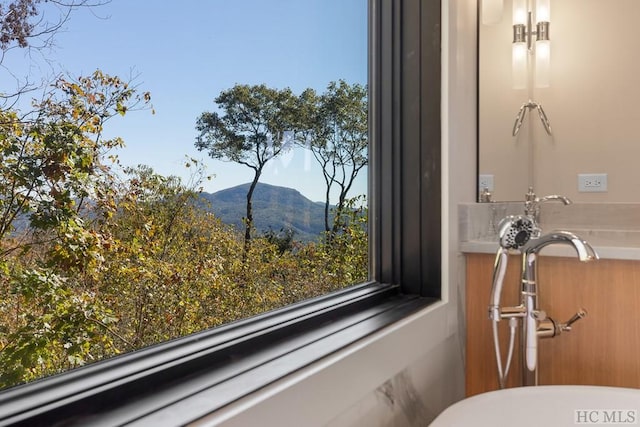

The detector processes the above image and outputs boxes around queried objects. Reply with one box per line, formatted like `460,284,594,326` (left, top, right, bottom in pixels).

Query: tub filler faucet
520,231,598,386
489,213,599,389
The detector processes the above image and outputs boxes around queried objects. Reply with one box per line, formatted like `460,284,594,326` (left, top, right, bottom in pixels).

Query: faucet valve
537,308,587,338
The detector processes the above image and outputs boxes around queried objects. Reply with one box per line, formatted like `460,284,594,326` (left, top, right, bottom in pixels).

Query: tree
0,70,151,387
295,80,368,236
195,84,296,253
0,0,110,103
0,70,150,263
0,0,108,51
95,165,243,347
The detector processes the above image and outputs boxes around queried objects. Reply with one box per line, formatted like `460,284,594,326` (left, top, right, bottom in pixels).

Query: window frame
370,0,441,297
0,0,442,425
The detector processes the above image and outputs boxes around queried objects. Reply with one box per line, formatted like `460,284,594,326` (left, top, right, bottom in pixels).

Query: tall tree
295,80,368,235
195,84,296,252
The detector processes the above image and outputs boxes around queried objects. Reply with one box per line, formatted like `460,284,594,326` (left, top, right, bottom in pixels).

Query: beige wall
480,0,640,202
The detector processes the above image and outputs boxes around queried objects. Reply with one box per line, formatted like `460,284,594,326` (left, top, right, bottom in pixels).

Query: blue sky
4,0,368,203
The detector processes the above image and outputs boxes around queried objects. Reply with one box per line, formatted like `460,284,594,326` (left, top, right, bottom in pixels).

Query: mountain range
200,182,332,241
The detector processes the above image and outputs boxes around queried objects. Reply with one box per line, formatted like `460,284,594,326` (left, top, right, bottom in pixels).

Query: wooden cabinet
465,253,640,396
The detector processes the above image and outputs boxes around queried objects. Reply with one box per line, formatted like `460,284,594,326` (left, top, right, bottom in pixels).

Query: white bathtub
430,385,640,427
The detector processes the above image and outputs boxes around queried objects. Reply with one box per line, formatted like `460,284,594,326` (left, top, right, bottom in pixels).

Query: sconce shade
536,0,550,22
482,0,504,25
535,39,550,87
513,42,528,89
513,0,527,25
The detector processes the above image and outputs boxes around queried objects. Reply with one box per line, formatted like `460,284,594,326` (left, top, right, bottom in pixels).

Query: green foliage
322,196,368,284
0,78,368,391
195,84,296,167
195,84,298,249
0,268,118,386
0,71,150,260
0,70,152,388
263,227,296,254
94,165,245,345
294,80,368,236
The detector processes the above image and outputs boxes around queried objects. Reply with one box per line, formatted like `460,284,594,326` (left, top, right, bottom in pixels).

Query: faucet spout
538,195,572,206
523,230,599,262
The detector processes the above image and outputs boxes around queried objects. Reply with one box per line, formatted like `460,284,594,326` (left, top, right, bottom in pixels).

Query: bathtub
430,385,640,427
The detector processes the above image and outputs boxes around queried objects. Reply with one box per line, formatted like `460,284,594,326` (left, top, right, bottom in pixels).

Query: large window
0,0,368,390
0,0,441,424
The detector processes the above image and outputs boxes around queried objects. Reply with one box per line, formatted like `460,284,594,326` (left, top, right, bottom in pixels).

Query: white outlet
479,174,494,192
578,173,608,192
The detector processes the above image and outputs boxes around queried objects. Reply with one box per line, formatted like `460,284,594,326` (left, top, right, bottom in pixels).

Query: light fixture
512,0,550,88
482,0,504,25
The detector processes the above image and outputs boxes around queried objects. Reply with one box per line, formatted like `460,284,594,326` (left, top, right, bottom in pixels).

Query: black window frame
0,0,442,425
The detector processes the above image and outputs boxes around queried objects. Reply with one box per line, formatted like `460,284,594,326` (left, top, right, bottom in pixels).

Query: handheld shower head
497,215,535,250
490,215,534,388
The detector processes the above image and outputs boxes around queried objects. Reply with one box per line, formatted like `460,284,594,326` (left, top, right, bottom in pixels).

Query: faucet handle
560,308,587,332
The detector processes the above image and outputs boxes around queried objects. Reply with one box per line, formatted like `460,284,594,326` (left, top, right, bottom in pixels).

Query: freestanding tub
430,385,640,427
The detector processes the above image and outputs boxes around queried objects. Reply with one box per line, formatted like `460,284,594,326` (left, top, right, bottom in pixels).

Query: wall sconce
512,0,550,88
482,0,504,25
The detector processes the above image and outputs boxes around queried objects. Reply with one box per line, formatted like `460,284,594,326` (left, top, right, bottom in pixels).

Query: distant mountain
199,183,332,241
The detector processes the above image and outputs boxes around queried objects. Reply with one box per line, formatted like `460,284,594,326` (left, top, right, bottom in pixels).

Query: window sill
0,282,435,426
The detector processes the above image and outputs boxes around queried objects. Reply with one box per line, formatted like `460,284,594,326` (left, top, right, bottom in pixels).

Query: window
0,0,441,424
0,0,368,389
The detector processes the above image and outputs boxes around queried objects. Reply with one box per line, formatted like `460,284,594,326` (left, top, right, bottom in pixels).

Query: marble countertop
459,202,640,261
459,240,640,261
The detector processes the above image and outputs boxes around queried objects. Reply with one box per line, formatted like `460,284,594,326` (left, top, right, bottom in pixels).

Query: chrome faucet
524,187,572,237
520,231,599,386
490,195,599,389
523,230,599,261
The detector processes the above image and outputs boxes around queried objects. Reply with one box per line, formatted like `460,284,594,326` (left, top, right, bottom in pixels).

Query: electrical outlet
578,173,607,192
479,174,494,192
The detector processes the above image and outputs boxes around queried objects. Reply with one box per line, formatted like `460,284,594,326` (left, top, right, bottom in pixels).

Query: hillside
199,183,332,241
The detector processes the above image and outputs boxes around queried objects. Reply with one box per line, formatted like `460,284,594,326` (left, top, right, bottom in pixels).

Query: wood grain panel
466,253,640,396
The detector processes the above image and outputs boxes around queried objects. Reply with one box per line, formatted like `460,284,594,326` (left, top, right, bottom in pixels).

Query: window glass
0,0,367,389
